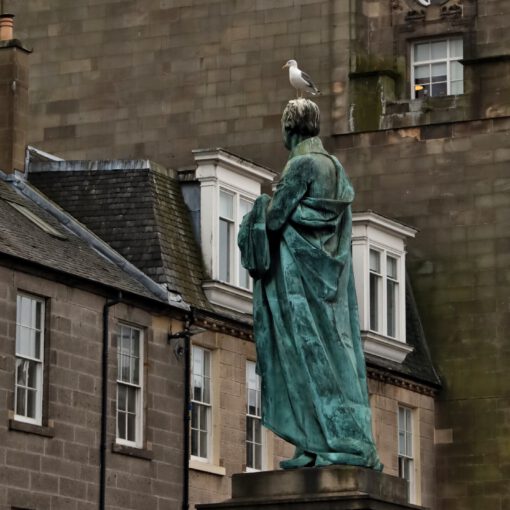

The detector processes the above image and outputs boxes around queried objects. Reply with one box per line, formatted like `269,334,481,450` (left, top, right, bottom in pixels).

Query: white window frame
398,406,415,503
411,37,464,99
14,293,45,425
368,247,401,340
218,187,254,290
352,212,416,363
245,361,265,472
192,148,275,314
191,345,212,462
116,324,144,448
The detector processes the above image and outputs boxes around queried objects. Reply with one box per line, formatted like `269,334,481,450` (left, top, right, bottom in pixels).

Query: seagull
282,59,321,98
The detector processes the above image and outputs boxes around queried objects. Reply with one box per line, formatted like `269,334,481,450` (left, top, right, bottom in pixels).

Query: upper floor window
369,249,399,339
412,38,463,99
352,212,416,363
192,148,275,314
219,189,253,289
246,361,263,471
191,346,212,461
14,293,45,425
116,324,144,447
398,406,415,502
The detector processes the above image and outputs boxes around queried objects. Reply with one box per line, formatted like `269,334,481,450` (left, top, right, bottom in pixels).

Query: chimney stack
0,13,30,173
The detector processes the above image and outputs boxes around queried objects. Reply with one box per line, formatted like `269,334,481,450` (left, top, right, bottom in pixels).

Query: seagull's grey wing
300,70,317,88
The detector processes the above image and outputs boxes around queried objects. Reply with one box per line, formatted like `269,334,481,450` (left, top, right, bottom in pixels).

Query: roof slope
29,160,209,309
366,278,441,388
0,175,164,302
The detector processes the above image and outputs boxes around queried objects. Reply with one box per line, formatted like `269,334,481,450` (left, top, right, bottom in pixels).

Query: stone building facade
6,0,510,508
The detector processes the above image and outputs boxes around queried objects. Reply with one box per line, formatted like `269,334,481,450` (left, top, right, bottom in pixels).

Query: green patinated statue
238,99,382,470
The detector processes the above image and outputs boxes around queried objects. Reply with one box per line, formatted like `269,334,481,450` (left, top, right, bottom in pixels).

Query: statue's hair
282,98,320,138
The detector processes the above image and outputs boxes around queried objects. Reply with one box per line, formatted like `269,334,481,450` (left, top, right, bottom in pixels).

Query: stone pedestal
196,466,425,510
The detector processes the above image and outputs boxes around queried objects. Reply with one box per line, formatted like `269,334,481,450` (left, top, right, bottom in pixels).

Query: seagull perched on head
282,59,321,98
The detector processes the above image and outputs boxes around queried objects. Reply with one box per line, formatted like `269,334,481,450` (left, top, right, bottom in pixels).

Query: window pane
254,420,261,444
27,389,37,419
414,64,429,81
387,280,397,338
431,82,447,97
387,256,398,279
406,432,413,457
16,386,26,416
398,407,405,429
219,219,232,282
219,190,234,219
16,358,28,386
127,387,136,413
200,431,208,458
118,410,126,439
431,40,447,60
239,265,251,290
254,441,262,470
431,63,447,82
191,427,199,456
399,431,406,455
450,38,463,58
27,360,38,389
118,385,126,411
369,274,380,331
450,61,463,82
414,42,429,62
369,250,380,273
127,413,136,442
246,438,253,468
451,80,463,95
247,417,253,442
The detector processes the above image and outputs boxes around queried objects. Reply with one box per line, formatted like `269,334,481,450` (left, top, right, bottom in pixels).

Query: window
412,38,463,98
14,294,45,424
351,212,416,363
191,346,211,460
398,406,414,501
219,188,253,290
116,324,143,447
369,249,400,339
246,361,263,471
193,149,275,314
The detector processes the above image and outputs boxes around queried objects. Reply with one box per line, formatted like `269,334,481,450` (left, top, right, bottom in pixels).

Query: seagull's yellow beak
282,63,289,69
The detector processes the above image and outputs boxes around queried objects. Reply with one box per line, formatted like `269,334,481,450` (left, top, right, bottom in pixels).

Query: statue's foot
280,451,316,469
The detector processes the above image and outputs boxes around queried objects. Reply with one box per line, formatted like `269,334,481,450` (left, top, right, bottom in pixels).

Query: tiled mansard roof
28,160,210,310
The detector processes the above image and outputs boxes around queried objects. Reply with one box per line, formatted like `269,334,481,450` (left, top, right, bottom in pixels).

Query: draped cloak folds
238,137,382,470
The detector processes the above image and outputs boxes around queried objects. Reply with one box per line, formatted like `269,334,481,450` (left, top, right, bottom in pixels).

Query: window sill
189,458,226,476
9,419,54,438
362,331,414,364
202,280,253,314
112,442,153,461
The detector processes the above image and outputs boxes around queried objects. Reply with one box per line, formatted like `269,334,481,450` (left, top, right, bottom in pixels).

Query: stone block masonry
0,268,184,510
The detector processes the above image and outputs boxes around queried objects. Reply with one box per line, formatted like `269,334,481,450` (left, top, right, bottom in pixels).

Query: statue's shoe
279,451,316,469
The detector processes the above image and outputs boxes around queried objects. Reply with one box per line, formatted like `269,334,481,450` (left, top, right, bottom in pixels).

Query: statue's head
281,99,320,150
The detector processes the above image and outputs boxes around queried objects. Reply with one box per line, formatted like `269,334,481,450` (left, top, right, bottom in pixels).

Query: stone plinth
196,466,425,510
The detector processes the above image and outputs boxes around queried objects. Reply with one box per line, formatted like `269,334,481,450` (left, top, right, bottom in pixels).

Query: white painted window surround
15,293,45,425
192,148,275,314
352,212,417,364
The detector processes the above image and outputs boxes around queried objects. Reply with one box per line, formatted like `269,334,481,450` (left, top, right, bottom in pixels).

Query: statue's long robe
238,137,381,469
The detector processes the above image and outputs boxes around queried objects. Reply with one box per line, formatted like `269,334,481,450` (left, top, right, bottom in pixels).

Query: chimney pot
0,13,14,41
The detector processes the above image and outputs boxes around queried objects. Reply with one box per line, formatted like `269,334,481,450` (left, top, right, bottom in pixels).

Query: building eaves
1,171,189,310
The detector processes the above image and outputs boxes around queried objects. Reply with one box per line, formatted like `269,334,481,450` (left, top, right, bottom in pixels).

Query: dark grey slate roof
28,160,210,310
366,278,441,388
0,174,169,303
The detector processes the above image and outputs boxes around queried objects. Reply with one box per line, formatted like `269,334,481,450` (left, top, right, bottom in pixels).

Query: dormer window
192,148,275,314
352,212,417,363
219,189,253,290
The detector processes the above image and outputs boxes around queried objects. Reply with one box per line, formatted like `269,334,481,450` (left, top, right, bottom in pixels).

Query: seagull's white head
282,59,298,70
